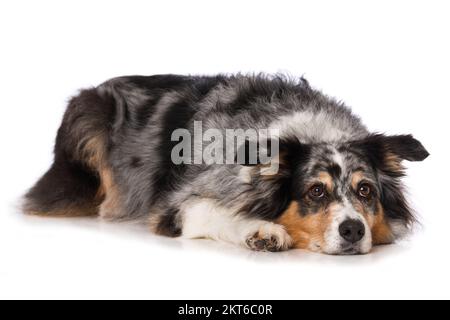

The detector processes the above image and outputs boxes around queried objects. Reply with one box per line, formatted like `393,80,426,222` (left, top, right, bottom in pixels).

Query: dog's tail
23,87,117,217
23,158,102,217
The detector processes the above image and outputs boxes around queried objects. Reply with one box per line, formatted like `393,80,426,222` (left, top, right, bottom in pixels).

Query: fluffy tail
23,159,101,216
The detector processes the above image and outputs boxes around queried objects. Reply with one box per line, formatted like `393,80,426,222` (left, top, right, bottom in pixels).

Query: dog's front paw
245,223,293,252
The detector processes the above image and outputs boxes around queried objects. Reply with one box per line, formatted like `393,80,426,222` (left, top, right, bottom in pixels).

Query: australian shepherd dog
23,74,429,255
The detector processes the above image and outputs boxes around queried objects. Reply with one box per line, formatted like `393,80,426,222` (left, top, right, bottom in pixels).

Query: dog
23,74,429,255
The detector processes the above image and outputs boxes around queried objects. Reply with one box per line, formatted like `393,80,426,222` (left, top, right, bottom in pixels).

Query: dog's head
246,134,429,255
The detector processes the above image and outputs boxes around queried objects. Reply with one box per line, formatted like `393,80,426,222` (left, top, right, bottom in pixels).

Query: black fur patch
151,100,195,201
151,77,225,202
156,208,182,237
129,96,161,130
130,156,143,168
222,75,301,116
241,138,311,220
327,164,342,180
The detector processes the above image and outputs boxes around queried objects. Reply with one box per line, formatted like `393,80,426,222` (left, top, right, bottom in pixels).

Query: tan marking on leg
24,205,99,218
148,212,162,233
79,134,124,219
98,168,123,219
79,134,107,170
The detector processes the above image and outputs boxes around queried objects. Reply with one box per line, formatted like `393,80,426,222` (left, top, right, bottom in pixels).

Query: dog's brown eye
309,184,325,198
358,183,372,198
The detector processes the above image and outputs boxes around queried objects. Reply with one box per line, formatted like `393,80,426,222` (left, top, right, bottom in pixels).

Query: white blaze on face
323,198,373,254
331,147,347,174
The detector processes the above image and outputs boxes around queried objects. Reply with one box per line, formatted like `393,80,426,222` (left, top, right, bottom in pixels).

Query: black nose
339,219,365,243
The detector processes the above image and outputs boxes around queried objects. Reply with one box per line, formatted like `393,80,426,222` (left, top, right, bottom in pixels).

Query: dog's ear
351,134,428,226
352,134,429,173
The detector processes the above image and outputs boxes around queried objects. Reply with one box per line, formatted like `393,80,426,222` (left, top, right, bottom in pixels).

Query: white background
0,0,449,300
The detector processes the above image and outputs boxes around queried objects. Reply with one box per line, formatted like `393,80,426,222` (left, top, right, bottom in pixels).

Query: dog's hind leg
23,88,118,217
175,198,293,252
